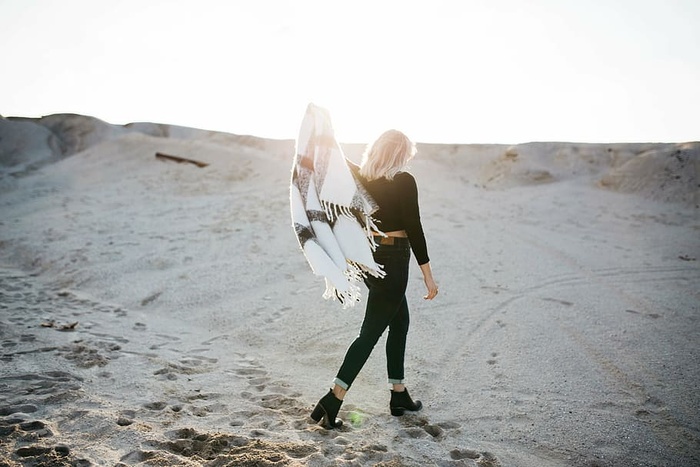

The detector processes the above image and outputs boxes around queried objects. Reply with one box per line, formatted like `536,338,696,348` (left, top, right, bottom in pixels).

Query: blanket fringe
352,261,385,279
320,199,385,252
322,259,385,309
323,279,361,309
364,216,384,250
321,200,355,223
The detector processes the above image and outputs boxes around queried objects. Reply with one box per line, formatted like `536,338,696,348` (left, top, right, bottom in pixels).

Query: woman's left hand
420,262,438,300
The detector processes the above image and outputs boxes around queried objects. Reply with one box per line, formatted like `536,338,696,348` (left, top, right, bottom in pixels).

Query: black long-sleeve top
352,166,430,265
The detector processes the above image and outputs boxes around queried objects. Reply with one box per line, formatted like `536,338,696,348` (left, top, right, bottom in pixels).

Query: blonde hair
359,129,416,181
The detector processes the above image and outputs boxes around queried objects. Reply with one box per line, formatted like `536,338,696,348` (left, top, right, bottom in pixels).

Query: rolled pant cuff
333,378,349,390
388,378,404,385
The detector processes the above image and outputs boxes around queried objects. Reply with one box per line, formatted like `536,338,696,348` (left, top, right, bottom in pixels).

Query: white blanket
290,103,385,308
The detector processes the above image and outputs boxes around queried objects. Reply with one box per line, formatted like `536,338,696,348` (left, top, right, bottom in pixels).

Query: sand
0,114,698,466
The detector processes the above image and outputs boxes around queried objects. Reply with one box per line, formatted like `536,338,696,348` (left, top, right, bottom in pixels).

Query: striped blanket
289,103,384,308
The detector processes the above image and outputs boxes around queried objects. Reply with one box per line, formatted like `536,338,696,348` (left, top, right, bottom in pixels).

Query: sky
1,0,699,144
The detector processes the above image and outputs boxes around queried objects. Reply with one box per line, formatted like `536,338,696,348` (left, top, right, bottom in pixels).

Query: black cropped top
353,167,430,266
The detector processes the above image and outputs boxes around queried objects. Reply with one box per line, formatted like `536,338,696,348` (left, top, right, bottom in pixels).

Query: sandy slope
0,114,698,466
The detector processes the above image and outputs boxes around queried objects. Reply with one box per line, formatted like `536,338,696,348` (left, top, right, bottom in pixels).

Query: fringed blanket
290,103,385,308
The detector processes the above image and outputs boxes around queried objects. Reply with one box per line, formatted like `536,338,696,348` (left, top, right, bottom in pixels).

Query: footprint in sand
55,288,129,319
200,335,230,346
0,369,90,464
396,414,500,464
486,352,499,366
229,354,271,389
225,354,315,431
143,401,168,411
152,355,216,380
147,333,182,350
541,297,574,307
634,395,666,420
1,371,84,416
450,448,501,466
57,340,121,369
140,291,163,306
625,309,662,319
259,394,308,417
0,404,39,416
397,415,464,442
265,310,283,324
125,427,319,465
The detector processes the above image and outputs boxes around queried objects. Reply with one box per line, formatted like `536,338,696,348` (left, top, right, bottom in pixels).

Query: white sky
1,0,699,144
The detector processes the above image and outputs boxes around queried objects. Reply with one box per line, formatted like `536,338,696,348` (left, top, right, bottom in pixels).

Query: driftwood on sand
155,152,209,168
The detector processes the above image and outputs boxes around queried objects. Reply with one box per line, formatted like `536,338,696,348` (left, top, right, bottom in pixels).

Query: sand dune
0,114,698,466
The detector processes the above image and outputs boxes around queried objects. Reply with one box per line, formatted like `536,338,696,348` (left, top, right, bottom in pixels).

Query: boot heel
389,388,422,416
310,390,344,428
310,403,324,422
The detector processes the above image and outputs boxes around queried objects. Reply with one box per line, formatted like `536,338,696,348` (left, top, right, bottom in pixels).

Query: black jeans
334,238,411,390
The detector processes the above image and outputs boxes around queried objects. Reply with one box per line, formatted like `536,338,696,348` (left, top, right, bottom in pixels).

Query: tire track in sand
512,229,700,463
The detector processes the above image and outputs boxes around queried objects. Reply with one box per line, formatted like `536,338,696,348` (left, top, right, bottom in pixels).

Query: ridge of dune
411,140,699,205
2,113,699,205
0,113,294,177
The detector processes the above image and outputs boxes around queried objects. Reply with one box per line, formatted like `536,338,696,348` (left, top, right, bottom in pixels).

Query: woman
311,129,439,429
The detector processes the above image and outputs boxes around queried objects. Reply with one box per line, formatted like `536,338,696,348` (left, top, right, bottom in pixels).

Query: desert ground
0,114,698,466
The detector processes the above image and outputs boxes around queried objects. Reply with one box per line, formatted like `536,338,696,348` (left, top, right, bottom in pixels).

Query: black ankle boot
390,388,422,416
310,390,344,428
